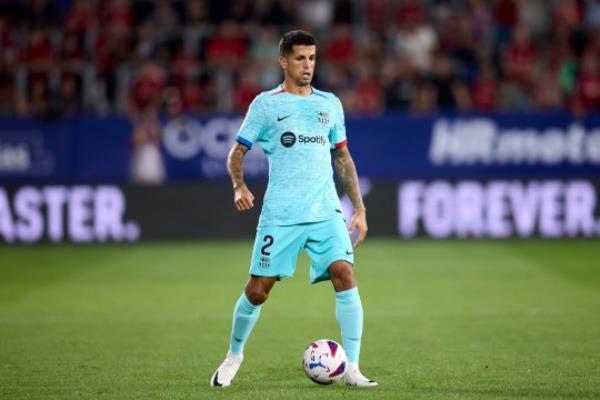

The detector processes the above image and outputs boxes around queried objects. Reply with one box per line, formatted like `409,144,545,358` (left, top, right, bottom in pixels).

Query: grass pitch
1,239,599,399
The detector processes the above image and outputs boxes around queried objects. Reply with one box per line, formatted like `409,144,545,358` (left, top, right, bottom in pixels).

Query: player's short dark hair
279,30,317,56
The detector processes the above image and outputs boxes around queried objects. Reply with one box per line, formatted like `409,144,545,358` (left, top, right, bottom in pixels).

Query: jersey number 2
261,235,274,256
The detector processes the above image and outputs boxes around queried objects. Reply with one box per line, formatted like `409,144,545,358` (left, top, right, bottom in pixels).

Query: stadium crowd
1,0,600,118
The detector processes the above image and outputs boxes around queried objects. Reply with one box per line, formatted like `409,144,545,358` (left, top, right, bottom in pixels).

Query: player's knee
330,262,356,290
338,268,355,288
246,288,269,305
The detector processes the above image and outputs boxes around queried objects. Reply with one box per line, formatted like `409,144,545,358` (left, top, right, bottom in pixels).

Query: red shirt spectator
324,25,355,65
396,0,425,26
471,64,498,111
365,0,388,31
501,25,537,86
93,24,131,75
493,0,517,28
21,29,54,67
99,0,133,27
353,65,384,113
576,52,600,111
205,22,248,66
65,0,97,34
0,17,17,69
20,28,55,86
233,70,261,112
130,63,166,115
554,0,582,30
61,32,85,76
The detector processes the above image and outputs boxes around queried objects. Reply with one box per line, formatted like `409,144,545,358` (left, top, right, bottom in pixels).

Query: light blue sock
335,287,363,363
229,293,262,355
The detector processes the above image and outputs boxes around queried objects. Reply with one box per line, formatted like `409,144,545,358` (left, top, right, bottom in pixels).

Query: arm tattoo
334,147,365,210
227,143,248,189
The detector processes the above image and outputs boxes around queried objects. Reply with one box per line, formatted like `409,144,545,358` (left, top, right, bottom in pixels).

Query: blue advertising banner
1,112,600,183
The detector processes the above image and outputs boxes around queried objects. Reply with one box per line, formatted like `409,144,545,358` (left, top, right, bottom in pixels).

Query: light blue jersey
236,85,348,227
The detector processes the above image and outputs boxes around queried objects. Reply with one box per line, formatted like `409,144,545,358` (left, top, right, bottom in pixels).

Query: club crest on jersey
259,256,270,269
317,111,330,124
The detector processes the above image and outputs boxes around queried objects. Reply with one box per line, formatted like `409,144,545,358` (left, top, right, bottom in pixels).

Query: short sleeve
236,95,265,149
329,96,347,150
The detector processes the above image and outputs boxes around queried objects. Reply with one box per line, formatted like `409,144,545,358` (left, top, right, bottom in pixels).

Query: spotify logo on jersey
280,131,296,148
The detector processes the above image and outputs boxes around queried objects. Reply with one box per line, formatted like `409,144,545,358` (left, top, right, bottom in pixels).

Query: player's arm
333,146,367,248
227,142,255,211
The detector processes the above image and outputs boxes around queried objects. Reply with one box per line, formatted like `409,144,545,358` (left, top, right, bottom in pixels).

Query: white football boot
344,363,378,387
209,352,243,387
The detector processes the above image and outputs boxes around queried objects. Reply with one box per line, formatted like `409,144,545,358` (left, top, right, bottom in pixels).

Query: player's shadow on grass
414,386,599,399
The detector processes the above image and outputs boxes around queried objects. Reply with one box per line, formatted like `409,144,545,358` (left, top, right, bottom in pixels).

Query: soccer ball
302,339,347,384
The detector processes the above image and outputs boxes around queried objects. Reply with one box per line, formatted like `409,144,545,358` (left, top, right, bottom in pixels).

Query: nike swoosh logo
346,250,353,255
277,114,291,121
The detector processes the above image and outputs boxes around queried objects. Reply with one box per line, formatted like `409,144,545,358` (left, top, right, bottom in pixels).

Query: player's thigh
304,217,354,284
249,225,305,280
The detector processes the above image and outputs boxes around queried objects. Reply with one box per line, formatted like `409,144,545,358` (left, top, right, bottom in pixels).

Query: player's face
280,45,316,87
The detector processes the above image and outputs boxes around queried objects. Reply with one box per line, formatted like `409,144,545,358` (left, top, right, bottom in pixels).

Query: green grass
1,239,599,399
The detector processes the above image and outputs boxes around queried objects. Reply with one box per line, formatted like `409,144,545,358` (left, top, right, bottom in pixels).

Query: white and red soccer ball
302,339,347,384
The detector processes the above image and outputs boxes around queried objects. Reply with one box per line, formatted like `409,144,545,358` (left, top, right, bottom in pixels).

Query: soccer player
210,30,377,388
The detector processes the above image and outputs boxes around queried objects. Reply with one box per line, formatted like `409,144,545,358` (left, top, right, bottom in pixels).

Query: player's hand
349,208,368,249
234,184,255,211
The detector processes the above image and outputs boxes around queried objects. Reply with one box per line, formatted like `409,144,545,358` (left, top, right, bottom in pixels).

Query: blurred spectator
184,0,209,25
574,50,600,112
130,115,165,185
393,1,437,73
64,0,97,35
99,0,133,28
129,62,166,117
0,14,17,114
468,0,492,44
23,0,59,28
333,0,354,25
324,25,355,68
586,0,600,29
298,0,333,31
553,0,583,31
132,22,157,61
534,65,564,110
93,23,131,110
150,0,179,32
365,0,389,33
251,27,280,87
429,54,471,110
233,69,262,112
501,24,537,87
205,21,248,68
519,0,550,40
59,74,82,117
353,62,384,113
471,61,499,112
131,0,156,25
254,0,294,26
60,31,84,78
493,0,518,46
381,56,417,109
19,25,55,115
411,82,438,114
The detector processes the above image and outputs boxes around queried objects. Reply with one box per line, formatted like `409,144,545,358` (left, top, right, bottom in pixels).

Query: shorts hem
249,272,290,281
310,255,354,284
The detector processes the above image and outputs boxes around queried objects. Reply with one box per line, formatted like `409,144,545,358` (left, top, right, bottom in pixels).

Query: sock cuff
335,287,360,301
240,292,262,311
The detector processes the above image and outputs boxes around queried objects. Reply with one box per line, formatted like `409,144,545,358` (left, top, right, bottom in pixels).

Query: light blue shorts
249,216,354,284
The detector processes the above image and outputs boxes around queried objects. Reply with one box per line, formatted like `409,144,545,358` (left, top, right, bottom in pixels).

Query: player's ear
279,55,287,71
